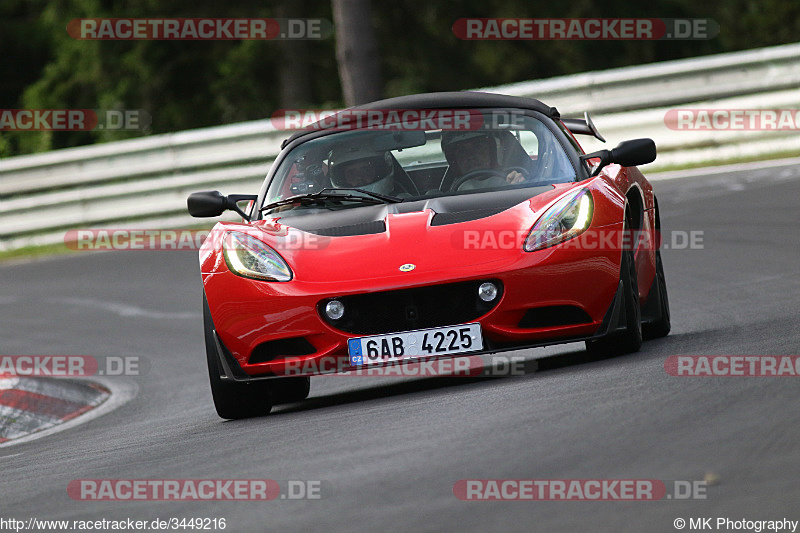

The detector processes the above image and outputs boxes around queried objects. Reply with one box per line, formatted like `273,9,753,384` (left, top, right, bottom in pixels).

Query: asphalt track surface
2,161,800,532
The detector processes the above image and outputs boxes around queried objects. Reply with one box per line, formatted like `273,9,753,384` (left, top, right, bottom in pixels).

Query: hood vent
301,220,386,237
430,206,510,226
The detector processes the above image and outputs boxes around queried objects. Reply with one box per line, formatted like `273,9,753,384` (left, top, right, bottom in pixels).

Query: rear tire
642,250,671,339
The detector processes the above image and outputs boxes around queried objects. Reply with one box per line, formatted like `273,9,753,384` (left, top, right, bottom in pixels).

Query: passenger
329,146,397,196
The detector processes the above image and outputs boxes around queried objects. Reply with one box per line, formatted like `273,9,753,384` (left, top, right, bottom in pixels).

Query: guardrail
2,42,800,252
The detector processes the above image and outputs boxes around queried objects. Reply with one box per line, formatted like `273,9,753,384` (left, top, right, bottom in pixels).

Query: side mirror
609,138,657,167
188,191,226,217
581,138,656,177
187,191,257,219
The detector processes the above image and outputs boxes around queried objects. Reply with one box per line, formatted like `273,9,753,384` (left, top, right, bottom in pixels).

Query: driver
441,131,528,190
329,146,396,196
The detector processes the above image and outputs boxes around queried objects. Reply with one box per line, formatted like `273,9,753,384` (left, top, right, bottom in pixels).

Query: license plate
348,323,483,366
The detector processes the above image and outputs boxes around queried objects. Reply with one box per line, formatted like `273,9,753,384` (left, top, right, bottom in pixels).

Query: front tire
203,295,312,418
586,248,642,357
270,376,311,405
204,294,273,419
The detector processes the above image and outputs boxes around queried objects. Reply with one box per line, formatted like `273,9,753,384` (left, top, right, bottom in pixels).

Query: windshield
262,111,576,215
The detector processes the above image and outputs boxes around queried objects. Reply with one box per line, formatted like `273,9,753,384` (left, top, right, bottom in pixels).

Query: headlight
223,231,293,281
524,188,593,252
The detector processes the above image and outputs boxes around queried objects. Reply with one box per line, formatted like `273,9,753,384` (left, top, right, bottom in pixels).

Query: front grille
319,280,503,335
518,305,592,329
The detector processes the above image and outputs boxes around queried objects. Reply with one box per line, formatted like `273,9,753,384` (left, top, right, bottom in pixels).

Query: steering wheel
450,166,530,191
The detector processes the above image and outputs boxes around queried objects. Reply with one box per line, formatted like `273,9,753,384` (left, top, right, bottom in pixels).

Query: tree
276,0,314,108
331,0,382,106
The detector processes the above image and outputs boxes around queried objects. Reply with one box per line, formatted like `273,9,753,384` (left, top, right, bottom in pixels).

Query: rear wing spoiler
561,112,606,143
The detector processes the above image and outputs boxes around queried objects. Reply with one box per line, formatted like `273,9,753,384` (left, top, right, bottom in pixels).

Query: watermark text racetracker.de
68,18,333,40
280,354,532,378
0,109,150,131
0,355,148,377
64,228,330,251
665,109,800,131
453,479,709,500
453,18,719,40
270,108,526,131
665,356,800,377
68,479,328,501
450,229,704,251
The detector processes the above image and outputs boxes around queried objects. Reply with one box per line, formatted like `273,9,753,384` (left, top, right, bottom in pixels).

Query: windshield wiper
323,188,402,204
260,188,401,213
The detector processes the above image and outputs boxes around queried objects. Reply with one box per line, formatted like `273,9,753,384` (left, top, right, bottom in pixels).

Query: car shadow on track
269,342,660,416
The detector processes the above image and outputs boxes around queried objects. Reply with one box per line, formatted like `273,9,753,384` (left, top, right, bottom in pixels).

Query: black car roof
282,91,560,147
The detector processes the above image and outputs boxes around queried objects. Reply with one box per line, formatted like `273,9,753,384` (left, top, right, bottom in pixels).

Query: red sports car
188,92,670,419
